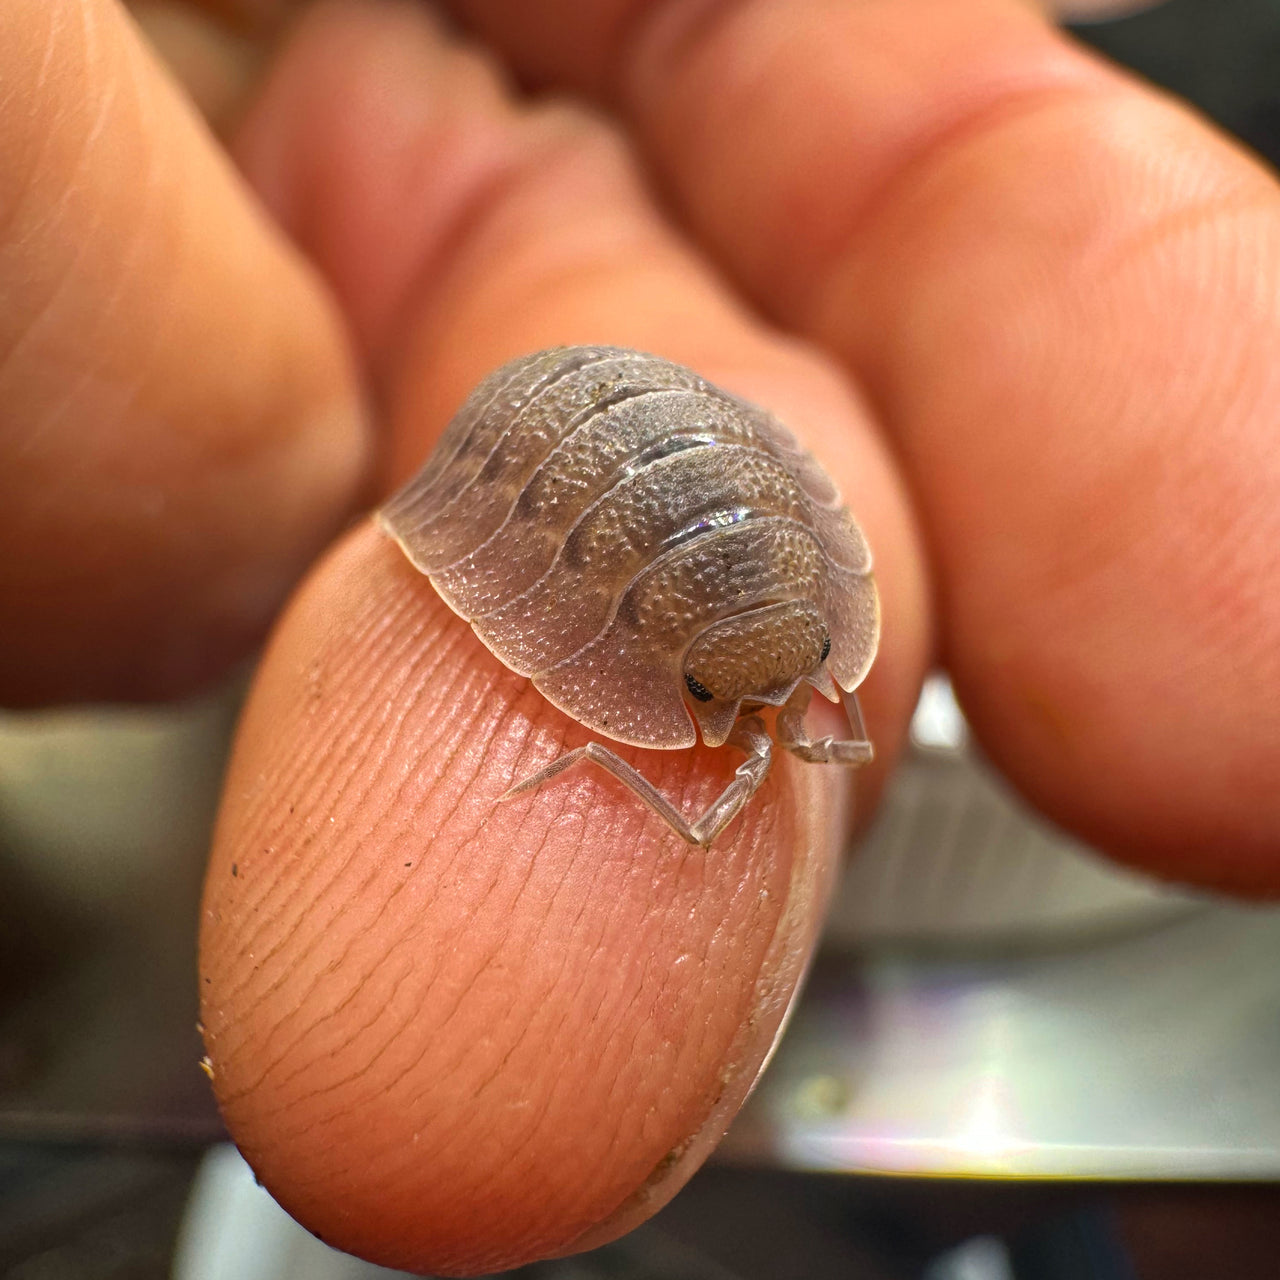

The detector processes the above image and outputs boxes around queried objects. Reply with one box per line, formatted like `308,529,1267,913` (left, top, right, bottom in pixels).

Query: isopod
380,347,880,845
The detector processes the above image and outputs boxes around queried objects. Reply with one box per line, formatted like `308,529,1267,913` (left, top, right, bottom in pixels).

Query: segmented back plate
380,347,879,749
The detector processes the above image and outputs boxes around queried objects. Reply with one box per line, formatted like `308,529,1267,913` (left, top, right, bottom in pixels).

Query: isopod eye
685,674,715,703
820,634,832,663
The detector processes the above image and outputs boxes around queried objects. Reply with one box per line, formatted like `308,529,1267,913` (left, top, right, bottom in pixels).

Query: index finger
201,2,927,1273
444,0,1280,891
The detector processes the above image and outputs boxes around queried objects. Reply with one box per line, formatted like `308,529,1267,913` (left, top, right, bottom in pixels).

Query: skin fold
4,0,1278,1272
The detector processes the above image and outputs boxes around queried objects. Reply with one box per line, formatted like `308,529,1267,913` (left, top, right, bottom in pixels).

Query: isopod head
681,600,835,746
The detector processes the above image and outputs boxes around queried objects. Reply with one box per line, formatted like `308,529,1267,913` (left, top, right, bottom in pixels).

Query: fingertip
201,520,843,1272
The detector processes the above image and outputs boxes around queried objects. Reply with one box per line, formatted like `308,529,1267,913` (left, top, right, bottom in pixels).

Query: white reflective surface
726,903,1280,1178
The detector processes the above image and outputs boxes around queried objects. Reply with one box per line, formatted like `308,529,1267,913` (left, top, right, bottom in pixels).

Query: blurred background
3,0,1280,1276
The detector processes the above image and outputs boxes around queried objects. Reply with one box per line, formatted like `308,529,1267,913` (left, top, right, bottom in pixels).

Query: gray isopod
380,346,880,845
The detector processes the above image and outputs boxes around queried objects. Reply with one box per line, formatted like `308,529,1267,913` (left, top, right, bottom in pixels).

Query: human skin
3,0,1279,1273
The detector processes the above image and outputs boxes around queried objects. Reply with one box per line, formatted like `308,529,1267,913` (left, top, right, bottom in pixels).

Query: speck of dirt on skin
643,1144,685,1188
231,863,238,877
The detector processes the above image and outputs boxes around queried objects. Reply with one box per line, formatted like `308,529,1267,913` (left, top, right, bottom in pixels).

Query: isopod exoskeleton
379,346,880,845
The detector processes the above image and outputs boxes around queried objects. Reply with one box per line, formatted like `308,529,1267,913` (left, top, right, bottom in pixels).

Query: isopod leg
690,717,774,846
501,743,696,839
500,717,774,847
777,684,874,766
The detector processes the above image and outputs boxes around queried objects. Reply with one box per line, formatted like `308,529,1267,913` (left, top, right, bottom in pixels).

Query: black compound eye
685,674,714,703
820,634,832,663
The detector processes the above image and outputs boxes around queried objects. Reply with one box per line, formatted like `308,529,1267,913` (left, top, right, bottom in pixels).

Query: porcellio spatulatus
380,347,880,846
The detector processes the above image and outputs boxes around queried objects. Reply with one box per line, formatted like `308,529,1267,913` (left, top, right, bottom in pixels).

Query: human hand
5,0,1278,1273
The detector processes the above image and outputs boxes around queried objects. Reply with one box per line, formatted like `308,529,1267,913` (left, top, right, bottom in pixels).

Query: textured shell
380,347,879,749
